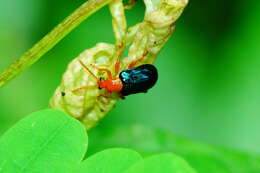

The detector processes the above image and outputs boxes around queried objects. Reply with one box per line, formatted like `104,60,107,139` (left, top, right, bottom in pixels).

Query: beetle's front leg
128,50,148,69
90,64,113,79
114,23,143,75
126,23,143,46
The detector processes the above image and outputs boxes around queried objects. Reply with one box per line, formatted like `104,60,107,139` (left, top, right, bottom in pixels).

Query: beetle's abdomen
119,64,158,96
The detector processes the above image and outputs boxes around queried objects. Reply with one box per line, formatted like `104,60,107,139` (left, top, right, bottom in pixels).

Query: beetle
72,51,158,98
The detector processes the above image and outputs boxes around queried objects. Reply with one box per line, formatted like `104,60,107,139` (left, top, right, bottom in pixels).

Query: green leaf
77,148,142,173
124,153,196,173
88,125,260,173
0,109,88,173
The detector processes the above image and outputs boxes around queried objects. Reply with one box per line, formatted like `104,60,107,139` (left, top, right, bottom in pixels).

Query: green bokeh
1,0,260,155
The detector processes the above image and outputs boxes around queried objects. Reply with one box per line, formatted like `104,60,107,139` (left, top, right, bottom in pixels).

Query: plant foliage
0,109,197,173
88,125,260,173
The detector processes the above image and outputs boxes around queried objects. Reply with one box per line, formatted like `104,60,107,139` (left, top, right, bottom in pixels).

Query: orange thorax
99,78,123,92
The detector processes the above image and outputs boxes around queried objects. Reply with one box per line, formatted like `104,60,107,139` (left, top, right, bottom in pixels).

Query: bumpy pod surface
49,43,119,130
123,0,188,68
50,0,188,130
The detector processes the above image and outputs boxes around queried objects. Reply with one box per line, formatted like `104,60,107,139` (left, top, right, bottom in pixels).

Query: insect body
50,0,187,130
73,58,158,98
119,64,158,96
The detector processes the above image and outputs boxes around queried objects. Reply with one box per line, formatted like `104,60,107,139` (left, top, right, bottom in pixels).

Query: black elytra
119,64,158,96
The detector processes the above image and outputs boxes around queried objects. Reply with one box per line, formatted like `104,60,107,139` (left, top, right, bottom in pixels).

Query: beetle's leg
126,23,143,46
118,93,125,99
98,92,113,104
124,0,137,9
97,92,112,104
109,0,127,75
128,50,148,69
114,60,121,75
114,44,124,75
151,27,174,47
78,60,99,81
72,85,97,93
98,92,111,98
90,64,113,79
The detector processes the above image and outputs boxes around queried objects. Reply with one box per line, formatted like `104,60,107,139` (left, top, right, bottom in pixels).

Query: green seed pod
50,0,127,130
110,0,127,48
50,0,188,130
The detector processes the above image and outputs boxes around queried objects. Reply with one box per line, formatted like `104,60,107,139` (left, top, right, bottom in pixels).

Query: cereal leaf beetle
72,50,158,98
49,0,188,130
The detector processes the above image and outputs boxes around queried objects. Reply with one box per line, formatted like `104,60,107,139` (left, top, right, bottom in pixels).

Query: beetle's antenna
72,85,97,93
90,64,113,79
78,59,99,81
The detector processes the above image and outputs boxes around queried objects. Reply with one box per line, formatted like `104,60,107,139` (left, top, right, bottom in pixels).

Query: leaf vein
20,118,70,172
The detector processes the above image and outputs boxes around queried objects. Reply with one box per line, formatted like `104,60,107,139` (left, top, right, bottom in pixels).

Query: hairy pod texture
49,0,188,130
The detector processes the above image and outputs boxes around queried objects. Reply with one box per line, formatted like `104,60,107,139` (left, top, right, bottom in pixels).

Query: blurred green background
0,0,260,155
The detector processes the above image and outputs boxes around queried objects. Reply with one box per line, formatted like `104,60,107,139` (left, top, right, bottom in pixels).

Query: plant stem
0,0,112,88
